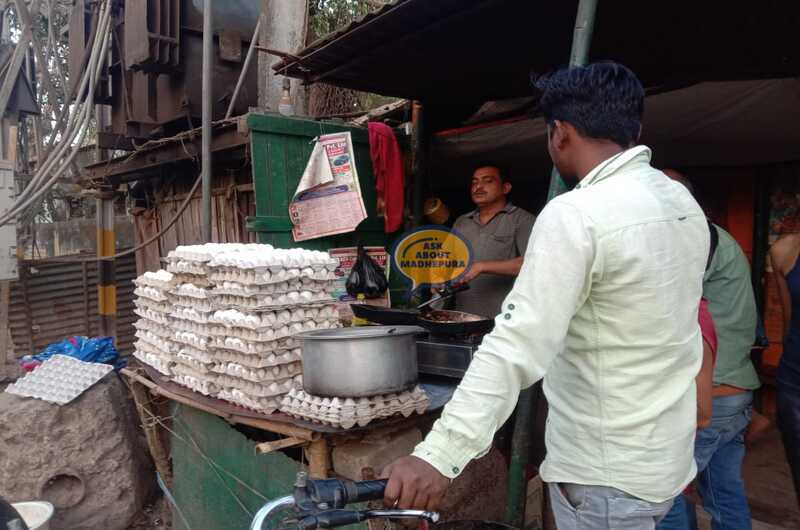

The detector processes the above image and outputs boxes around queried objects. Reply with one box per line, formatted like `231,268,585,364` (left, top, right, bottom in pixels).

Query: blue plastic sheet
28,336,126,370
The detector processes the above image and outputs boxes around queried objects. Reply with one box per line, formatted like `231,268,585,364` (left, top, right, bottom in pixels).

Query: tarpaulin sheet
429,79,800,189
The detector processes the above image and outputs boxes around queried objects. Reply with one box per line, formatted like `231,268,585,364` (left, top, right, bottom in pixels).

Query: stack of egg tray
280,387,429,429
133,243,341,414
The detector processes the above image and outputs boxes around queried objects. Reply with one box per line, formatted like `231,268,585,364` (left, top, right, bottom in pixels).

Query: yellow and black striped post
96,189,116,339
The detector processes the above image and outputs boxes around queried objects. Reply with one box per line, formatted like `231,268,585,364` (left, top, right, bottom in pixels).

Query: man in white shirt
381,62,709,530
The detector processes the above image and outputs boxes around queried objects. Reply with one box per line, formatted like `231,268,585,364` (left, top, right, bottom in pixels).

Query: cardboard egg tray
134,307,170,325
135,296,172,312
166,260,209,276
172,330,212,350
135,329,179,354
211,347,302,368
5,354,113,405
134,350,173,376
209,292,336,312
211,336,299,355
208,267,336,286
204,318,341,342
216,373,301,398
134,319,173,338
280,387,429,430
208,307,338,330
168,319,218,336
207,258,337,274
169,296,214,311
170,306,213,324
133,286,169,303
175,351,213,374
172,373,217,396
171,273,212,288
216,388,283,414
211,278,335,297
169,283,209,299
176,345,215,364
134,339,174,359
134,270,176,290
210,360,302,383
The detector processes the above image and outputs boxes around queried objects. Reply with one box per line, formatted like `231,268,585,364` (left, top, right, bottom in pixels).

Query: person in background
661,169,760,530
768,233,800,507
382,62,709,530
698,299,719,426
449,165,535,317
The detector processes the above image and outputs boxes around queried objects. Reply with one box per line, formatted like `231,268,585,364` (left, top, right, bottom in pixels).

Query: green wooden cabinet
246,113,410,304
247,113,388,249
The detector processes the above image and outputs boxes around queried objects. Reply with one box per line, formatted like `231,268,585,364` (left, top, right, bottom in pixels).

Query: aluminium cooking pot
296,326,425,397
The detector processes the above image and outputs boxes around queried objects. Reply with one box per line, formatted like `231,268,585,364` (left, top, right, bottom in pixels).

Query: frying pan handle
449,282,470,294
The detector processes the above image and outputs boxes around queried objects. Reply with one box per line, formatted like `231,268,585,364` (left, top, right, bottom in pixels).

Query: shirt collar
468,201,516,219
575,145,652,189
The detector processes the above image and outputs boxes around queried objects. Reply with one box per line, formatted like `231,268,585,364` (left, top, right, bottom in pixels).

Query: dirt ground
126,495,171,530
739,429,800,529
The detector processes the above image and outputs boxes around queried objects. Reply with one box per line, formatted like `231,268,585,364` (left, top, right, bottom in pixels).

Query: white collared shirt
413,146,708,502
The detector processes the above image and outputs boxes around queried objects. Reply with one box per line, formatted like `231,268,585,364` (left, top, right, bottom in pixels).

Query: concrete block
332,427,422,480
525,475,543,530
438,447,508,522
0,375,153,529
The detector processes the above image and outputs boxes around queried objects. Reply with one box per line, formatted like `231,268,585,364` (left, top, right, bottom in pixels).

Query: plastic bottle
351,294,369,326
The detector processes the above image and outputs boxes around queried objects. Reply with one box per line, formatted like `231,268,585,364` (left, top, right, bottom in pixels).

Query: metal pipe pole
201,0,214,242
96,189,116,339
411,101,426,227
505,0,600,527
226,18,261,120
546,0,599,201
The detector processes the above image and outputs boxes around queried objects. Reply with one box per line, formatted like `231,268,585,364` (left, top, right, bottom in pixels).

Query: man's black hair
533,62,644,148
473,164,511,183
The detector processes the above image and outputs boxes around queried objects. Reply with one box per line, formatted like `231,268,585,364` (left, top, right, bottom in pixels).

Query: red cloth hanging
368,122,405,233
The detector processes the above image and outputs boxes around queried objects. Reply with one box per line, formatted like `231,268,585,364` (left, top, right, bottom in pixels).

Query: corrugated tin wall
8,252,137,357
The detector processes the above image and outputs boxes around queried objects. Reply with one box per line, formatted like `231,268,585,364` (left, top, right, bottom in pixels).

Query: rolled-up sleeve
412,200,596,477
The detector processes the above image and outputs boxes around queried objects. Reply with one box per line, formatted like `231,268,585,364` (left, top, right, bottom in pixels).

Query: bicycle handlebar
250,474,440,530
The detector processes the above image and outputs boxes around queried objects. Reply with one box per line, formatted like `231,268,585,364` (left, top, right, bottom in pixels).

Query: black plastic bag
346,246,389,298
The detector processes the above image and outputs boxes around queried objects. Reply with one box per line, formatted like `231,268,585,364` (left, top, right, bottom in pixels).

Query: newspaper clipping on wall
289,132,368,242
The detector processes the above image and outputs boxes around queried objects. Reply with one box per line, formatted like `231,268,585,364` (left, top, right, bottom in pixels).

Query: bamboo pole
505,1,600,527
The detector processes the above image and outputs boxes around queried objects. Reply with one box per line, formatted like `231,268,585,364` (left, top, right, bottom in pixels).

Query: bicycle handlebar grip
349,480,388,503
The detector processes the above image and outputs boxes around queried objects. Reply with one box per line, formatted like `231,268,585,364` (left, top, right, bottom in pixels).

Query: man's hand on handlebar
380,456,450,511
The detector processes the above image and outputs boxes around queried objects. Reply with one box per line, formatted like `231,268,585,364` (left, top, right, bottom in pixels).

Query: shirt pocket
488,230,516,259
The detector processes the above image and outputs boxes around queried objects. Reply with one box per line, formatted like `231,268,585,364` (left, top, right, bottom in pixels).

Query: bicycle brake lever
294,509,441,529
363,509,440,523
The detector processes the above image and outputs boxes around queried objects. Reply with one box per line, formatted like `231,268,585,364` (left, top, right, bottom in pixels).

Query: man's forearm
479,256,524,276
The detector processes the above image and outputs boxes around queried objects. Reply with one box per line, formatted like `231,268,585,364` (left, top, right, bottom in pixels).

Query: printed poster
289,132,367,242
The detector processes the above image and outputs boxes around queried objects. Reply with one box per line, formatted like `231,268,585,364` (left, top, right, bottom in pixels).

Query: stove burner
416,332,485,379
428,332,485,345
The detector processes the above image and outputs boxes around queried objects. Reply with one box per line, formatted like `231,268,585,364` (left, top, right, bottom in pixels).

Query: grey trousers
549,483,675,530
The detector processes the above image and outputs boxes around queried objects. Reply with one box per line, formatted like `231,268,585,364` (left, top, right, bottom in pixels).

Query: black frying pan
350,303,419,325
417,309,495,336
350,284,470,326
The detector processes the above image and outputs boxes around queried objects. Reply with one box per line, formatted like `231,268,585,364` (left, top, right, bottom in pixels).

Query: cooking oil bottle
351,294,369,326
